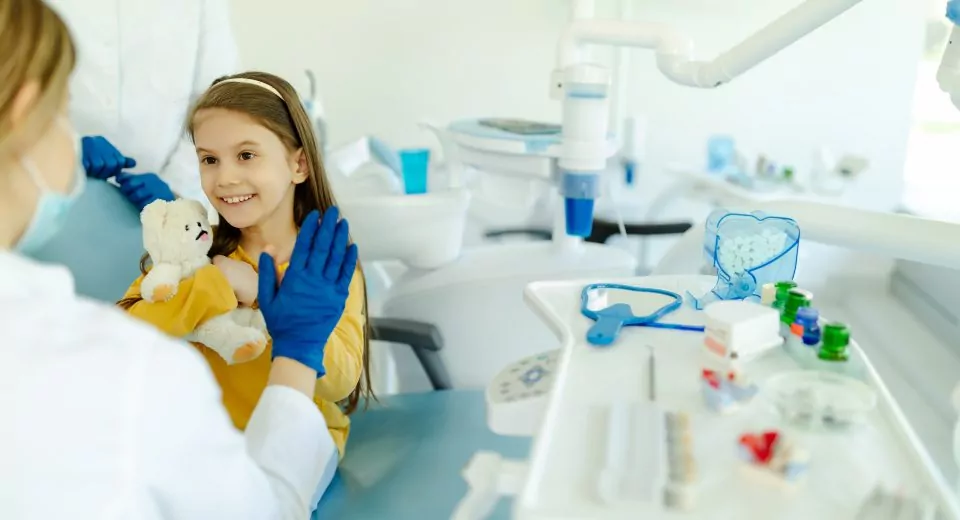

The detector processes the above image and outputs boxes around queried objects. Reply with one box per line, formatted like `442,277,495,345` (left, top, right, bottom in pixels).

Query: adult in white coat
0,2,353,518
44,0,240,214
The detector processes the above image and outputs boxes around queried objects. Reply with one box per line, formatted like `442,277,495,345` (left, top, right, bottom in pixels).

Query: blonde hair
0,0,76,158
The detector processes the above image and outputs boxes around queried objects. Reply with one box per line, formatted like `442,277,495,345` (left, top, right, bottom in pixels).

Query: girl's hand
212,255,258,306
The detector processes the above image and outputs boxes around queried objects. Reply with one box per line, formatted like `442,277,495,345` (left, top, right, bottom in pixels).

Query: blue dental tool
581,283,706,347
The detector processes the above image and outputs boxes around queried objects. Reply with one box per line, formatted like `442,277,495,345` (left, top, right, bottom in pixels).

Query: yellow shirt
122,247,365,458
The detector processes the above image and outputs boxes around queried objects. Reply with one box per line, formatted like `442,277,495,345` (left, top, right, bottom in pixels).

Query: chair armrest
369,317,452,390
482,221,693,245
586,219,693,244
483,228,552,241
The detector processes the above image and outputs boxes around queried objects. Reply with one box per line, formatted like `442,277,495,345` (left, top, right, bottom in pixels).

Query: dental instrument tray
471,275,960,520
477,118,562,136
690,209,800,309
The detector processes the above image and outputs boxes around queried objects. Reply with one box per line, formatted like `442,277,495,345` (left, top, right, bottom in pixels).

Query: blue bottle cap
564,198,595,237
794,306,819,325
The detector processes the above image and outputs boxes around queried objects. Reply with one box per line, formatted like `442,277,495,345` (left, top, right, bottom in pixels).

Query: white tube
558,0,866,88
609,0,634,131
558,20,672,69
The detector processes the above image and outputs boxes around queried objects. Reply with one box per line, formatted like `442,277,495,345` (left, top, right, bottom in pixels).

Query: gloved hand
950,0,960,24
81,136,136,179
258,207,358,376
116,172,176,212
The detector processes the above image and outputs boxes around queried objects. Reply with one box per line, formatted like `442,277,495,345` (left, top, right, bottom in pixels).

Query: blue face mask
14,120,86,254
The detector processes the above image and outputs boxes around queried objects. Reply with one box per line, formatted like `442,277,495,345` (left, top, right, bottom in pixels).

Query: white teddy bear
140,199,267,365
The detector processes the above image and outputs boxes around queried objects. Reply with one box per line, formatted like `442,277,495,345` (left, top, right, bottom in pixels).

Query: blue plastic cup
707,135,736,174
399,148,430,195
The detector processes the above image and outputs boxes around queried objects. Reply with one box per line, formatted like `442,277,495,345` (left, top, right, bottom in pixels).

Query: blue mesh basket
690,209,800,309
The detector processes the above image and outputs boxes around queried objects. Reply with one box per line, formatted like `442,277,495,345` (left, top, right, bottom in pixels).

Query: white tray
510,274,959,520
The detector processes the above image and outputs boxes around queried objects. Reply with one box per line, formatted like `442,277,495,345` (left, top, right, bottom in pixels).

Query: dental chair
29,179,525,520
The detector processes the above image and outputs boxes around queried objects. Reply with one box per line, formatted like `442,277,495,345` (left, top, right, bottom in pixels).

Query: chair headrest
28,179,144,303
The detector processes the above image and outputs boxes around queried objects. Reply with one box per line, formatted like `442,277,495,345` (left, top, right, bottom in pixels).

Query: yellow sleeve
314,269,366,402
123,265,239,338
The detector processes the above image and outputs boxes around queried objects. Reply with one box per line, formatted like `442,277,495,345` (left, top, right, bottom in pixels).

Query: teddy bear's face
141,199,214,264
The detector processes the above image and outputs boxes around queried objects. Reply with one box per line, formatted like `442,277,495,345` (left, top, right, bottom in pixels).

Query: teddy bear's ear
140,200,168,228
186,199,209,223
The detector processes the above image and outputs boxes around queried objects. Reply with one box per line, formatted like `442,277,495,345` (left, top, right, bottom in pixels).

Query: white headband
217,78,283,98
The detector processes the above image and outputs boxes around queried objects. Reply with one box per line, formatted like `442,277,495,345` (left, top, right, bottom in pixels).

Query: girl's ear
292,147,309,184
10,81,41,129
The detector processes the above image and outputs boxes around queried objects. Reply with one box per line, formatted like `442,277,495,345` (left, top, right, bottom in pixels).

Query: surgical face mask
14,119,85,254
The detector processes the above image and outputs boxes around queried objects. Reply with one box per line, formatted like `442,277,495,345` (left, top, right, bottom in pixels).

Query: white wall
229,0,960,476
231,0,925,213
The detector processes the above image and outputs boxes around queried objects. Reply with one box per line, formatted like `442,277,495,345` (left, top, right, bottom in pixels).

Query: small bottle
780,289,812,336
760,283,777,306
794,307,821,347
772,281,798,311
785,321,806,358
818,323,850,362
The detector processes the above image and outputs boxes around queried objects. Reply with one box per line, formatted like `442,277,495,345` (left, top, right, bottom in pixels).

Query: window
901,1,960,220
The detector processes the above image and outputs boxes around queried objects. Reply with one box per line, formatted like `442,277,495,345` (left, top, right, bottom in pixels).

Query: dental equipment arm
560,0,960,94
554,0,960,239
558,0,865,88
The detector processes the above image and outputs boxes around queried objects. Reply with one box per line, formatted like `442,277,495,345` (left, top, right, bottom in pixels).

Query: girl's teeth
223,195,253,204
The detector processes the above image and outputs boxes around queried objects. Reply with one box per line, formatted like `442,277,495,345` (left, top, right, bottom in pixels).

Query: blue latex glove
81,136,136,179
115,172,176,212
950,0,960,24
258,207,359,376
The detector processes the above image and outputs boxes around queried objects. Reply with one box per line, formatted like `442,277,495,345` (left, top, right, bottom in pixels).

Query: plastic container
399,148,430,194
783,323,813,365
692,209,800,310
765,370,877,431
707,135,736,174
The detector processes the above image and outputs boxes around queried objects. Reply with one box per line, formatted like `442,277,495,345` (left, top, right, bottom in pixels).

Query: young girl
118,72,372,462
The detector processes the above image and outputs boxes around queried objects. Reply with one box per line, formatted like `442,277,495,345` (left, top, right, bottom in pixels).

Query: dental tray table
456,275,960,520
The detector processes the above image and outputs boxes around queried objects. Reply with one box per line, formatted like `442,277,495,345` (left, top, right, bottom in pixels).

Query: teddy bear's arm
124,265,240,338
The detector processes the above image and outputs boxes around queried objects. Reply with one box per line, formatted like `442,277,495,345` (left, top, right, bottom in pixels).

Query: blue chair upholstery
314,390,529,520
28,179,144,303
27,179,513,520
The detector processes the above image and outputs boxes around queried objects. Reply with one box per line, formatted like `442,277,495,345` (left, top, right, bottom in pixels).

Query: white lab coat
0,252,337,519
44,0,241,213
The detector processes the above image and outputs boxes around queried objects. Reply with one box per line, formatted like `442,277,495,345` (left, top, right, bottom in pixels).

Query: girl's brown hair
119,71,374,414
0,0,76,158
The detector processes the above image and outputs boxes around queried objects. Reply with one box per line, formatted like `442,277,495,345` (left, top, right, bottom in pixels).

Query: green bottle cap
775,280,798,293
773,281,798,309
781,288,811,324
821,322,850,349
819,322,850,362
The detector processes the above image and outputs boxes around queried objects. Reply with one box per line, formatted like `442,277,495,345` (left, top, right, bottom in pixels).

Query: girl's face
192,108,307,230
